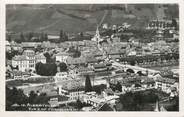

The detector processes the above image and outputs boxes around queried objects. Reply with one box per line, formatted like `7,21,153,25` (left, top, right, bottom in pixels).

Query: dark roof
156,77,176,84
93,63,106,68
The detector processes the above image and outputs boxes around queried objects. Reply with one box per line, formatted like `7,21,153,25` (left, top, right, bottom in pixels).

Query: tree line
6,87,49,111
35,62,67,76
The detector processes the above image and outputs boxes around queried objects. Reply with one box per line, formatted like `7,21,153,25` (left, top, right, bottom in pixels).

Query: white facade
35,53,46,64
69,91,85,101
55,52,69,63
12,50,46,72
155,80,175,93
12,56,34,72
54,72,69,83
57,86,85,101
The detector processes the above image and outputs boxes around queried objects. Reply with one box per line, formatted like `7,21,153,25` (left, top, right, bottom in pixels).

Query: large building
56,79,85,101
12,49,46,72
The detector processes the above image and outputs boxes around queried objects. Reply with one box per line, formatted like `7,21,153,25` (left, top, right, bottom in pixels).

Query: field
6,77,54,87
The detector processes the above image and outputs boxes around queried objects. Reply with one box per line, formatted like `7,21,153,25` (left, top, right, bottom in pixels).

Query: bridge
111,60,160,75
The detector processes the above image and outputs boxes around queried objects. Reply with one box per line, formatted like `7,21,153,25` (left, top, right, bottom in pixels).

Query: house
6,41,11,52
155,77,177,93
10,71,31,79
12,55,30,72
21,42,41,49
66,87,85,101
57,81,85,101
11,43,22,52
76,66,94,76
66,56,86,65
48,95,69,107
82,91,119,108
12,49,36,72
35,53,46,64
54,72,70,83
86,56,99,64
93,63,108,72
48,35,60,41
147,20,175,30
55,52,70,63
140,77,155,89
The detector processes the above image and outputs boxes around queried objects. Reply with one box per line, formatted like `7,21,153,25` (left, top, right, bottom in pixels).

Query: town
6,4,179,111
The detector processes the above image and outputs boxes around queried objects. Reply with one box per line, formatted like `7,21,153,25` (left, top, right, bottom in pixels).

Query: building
155,77,177,93
35,53,46,63
48,35,60,42
66,56,86,65
12,55,32,72
92,62,112,72
54,72,70,83
57,82,85,101
21,42,41,49
55,52,70,63
10,71,31,79
12,49,46,72
6,41,11,52
82,91,119,108
147,20,175,30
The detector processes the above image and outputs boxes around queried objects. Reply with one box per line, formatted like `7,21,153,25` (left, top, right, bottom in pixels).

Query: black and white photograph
4,3,180,112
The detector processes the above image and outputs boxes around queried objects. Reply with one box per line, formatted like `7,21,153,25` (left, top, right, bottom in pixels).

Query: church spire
95,26,100,40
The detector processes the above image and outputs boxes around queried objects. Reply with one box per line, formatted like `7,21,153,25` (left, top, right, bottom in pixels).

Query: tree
59,29,64,42
6,87,28,111
44,33,48,41
126,69,134,73
59,62,68,72
35,62,42,74
33,93,49,104
63,32,68,41
172,19,177,30
93,84,107,94
137,71,144,76
76,99,83,110
28,91,38,104
44,52,51,63
27,32,34,41
6,33,11,42
85,75,93,92
20,32,25,42
39,32,45,42
35,62,57,76
130,60,136,66
116,81,122,92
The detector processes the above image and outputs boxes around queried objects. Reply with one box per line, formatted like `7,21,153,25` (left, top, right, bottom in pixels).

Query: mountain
6,4,179,34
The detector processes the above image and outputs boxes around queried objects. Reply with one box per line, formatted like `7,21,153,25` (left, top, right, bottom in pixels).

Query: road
111,60,159,74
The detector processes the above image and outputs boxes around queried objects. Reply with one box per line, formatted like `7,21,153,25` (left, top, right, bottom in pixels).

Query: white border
0,0,184,117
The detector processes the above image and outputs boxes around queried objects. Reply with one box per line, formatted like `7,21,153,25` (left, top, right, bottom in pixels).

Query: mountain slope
6,4,179,34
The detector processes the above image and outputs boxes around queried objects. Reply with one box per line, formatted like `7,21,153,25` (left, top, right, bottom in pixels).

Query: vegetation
166,96,179,111
59,29,68,42
6,87,49,111
118,90,159,111
110,82,122,92
43,52,54,63
93,84,107,94
85,75,93,92
6,50,22,60
58,62,68,72
67,46,81,58
35,62,57,76
6,77,54,87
